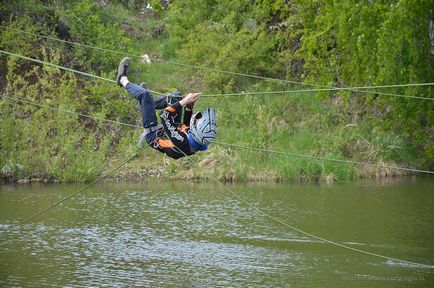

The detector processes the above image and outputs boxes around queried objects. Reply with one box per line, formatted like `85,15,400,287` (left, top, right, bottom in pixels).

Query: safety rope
202,88,433,101
18,146,146,224
1,48,432,103
2,95,433,175
1,96,138,128
0,49,165,96
215,142,434,175
1,26,433,100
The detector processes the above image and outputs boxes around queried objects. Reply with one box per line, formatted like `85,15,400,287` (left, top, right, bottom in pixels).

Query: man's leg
123,81,158,128
116,57,158,128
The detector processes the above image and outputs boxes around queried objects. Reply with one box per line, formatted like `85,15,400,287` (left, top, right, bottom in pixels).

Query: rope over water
1,47,433,269
172,148,434,270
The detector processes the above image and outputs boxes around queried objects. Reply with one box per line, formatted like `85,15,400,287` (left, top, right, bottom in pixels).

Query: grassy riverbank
1,1,432,184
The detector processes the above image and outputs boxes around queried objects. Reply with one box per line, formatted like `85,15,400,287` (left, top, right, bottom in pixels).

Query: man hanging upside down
116,57,217,159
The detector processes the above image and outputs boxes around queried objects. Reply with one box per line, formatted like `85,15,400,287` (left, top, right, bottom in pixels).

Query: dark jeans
125,82,169,128
126,82,182,145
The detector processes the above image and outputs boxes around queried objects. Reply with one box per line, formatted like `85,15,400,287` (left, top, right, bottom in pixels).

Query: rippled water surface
1,178,433,287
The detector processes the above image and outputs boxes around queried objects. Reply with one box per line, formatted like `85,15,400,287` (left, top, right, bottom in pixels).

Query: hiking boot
116,57,131,86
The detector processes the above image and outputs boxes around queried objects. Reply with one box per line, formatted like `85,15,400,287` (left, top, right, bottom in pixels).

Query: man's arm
183,104,193,126
181,93,200,125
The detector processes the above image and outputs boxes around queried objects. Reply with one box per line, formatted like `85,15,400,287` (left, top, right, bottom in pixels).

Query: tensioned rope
1,26,433,100
0,25,335,87
3,95,433,175
0,49,164,96
1,61,432,269
18,145,146,225
1,49,433,174
1,48,432,104
1,96,138,128
202,87,433,100
214,142,434,175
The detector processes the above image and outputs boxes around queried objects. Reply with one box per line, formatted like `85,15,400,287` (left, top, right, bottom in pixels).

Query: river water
0,178,433,287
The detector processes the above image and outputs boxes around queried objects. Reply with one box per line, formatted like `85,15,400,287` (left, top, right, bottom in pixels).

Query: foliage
286,0,434,167
167,0,283,92
167,0,433,171
1,54,112,182
0,3,136,182
0,0,432,183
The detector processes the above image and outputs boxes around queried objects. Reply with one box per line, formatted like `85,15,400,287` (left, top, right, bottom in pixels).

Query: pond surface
1,178,433,287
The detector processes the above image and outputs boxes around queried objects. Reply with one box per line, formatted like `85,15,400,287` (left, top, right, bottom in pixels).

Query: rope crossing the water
215,142,434,175
171,148,434,270
1,47,433,269
202,88,433,100
0,49,433,174
2,96,139,128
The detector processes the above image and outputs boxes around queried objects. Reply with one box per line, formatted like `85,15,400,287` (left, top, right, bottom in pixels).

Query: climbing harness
137,124,163,148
